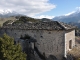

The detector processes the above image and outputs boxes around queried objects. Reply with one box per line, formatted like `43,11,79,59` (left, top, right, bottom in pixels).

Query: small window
57,46,58,52
48,32,51,34
69,40,72,49
41,36,43,38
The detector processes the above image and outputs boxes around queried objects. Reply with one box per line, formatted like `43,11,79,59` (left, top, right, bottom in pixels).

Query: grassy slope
0,17,16,26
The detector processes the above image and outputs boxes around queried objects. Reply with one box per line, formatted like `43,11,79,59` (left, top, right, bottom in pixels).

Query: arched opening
69,40,72,49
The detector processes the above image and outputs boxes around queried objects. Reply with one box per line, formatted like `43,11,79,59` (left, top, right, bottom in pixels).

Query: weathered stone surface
0,21,75,60
1,21,75,30
47,55,57,60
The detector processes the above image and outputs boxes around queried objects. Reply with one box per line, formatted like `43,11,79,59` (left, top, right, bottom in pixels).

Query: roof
1,21,75,30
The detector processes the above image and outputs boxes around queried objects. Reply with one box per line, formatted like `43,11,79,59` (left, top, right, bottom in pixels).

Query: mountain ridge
52,10,80,28
53,10,80,23
0,9,23,18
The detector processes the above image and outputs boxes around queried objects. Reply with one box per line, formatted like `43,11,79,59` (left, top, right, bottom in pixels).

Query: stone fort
0,21,75,60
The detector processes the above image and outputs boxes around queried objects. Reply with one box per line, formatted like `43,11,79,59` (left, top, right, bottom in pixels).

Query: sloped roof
2,21,75,30
58,22,75,30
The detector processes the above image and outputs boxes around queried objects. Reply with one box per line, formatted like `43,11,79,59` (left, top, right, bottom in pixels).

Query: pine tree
0,34,26,60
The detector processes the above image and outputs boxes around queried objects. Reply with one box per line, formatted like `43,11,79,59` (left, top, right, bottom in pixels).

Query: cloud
0,0,56,16
33,15,55,19
76,7,80,12
76,7,80,9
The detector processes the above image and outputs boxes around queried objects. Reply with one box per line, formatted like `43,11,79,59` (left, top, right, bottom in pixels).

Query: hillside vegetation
2,16,52,26
0,34,26,60
0,16,17,26
13,16,40,24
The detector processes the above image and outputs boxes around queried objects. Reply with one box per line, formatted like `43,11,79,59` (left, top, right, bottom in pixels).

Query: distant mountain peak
64,11,76,16
0,9,22,18
0,9,13,15
53,10,80,23
64,9,80,16
76,10,80,14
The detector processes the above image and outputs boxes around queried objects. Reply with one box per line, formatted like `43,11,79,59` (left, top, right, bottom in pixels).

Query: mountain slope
0,10,21,18
53,10,80,23
0,10,24,26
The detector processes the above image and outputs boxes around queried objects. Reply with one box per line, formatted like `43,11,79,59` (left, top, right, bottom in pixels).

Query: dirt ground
68,36,80,60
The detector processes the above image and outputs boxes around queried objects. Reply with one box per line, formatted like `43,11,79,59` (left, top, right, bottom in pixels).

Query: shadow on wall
34,46,46,60
19,34,67,60
34,46,58,60
47,55,57,60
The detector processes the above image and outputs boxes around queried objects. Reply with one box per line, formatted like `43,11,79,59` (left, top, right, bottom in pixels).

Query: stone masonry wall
0,28,75,60
35,30,65,60
65,30,75,57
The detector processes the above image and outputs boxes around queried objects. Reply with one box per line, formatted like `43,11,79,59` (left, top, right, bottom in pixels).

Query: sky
0,0,80,19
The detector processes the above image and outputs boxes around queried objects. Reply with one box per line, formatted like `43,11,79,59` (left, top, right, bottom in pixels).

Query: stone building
0,21,75,60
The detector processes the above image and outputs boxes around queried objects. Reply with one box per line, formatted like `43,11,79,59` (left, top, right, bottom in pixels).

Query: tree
0,34,26,60
19,16,27,23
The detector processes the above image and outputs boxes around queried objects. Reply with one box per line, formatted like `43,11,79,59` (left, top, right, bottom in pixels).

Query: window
41,36,43,38
48,32,51,34
69,40,72,49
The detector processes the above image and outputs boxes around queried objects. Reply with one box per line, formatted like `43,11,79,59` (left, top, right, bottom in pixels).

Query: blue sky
0,0,80,19
36,0,80,17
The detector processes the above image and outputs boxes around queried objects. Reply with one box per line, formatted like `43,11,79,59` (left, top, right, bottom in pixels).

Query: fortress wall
35,30,65,60
0,28,75,60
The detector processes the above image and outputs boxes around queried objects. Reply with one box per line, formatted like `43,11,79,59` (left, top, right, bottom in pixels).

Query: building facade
0,21,75,60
